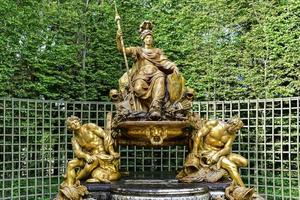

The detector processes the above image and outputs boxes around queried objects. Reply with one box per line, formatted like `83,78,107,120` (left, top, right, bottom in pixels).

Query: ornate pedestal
114,121,193,147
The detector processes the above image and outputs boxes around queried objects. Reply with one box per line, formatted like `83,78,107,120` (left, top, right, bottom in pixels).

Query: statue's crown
139,21,153,40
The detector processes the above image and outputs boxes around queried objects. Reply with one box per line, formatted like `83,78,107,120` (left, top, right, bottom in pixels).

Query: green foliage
0,0,299,100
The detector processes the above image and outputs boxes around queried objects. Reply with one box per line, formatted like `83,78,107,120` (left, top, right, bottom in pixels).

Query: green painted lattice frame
0,97,299,200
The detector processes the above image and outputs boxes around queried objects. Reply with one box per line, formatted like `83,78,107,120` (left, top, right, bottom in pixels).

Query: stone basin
115,121,193,147
83,172,230,200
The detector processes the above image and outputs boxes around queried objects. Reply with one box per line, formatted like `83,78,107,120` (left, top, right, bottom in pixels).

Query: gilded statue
115,20,185,120
54,4,264,199
56,116,120,200
177,116,262,200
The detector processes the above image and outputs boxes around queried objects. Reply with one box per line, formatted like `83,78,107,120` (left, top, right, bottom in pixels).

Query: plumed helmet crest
139,21,153,40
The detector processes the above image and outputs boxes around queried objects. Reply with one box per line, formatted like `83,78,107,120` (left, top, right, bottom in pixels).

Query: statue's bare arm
91,125,120,158
72,138,91,162
116,31,137,56
210,134,236,164
217,134,235,157
192,120,218,155
197,120,218,138
90,124,105,138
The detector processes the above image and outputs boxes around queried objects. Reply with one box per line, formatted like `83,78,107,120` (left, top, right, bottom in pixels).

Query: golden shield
167,72,185,103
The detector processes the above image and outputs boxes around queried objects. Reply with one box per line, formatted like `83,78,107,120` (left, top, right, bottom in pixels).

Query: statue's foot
225,185,255,200
252,192,264,200
57,182,88,200
149,111,161,120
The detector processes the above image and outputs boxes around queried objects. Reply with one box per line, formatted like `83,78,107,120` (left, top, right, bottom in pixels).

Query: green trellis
0,97,299,200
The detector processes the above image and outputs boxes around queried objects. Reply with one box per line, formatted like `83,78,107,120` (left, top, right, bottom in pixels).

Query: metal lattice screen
194,98,300,200
118,146,187,173
0,97,299,200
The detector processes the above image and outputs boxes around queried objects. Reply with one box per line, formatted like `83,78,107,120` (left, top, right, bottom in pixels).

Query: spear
113,0,136,110
114,0,129,74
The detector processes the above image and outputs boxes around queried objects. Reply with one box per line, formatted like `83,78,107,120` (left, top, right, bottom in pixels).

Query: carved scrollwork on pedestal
145,126,168,145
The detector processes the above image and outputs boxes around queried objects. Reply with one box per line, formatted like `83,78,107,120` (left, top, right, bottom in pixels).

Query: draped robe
119,47,184,112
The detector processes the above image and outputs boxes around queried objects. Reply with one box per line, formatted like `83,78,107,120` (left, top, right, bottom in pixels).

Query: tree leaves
0,0,298,100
